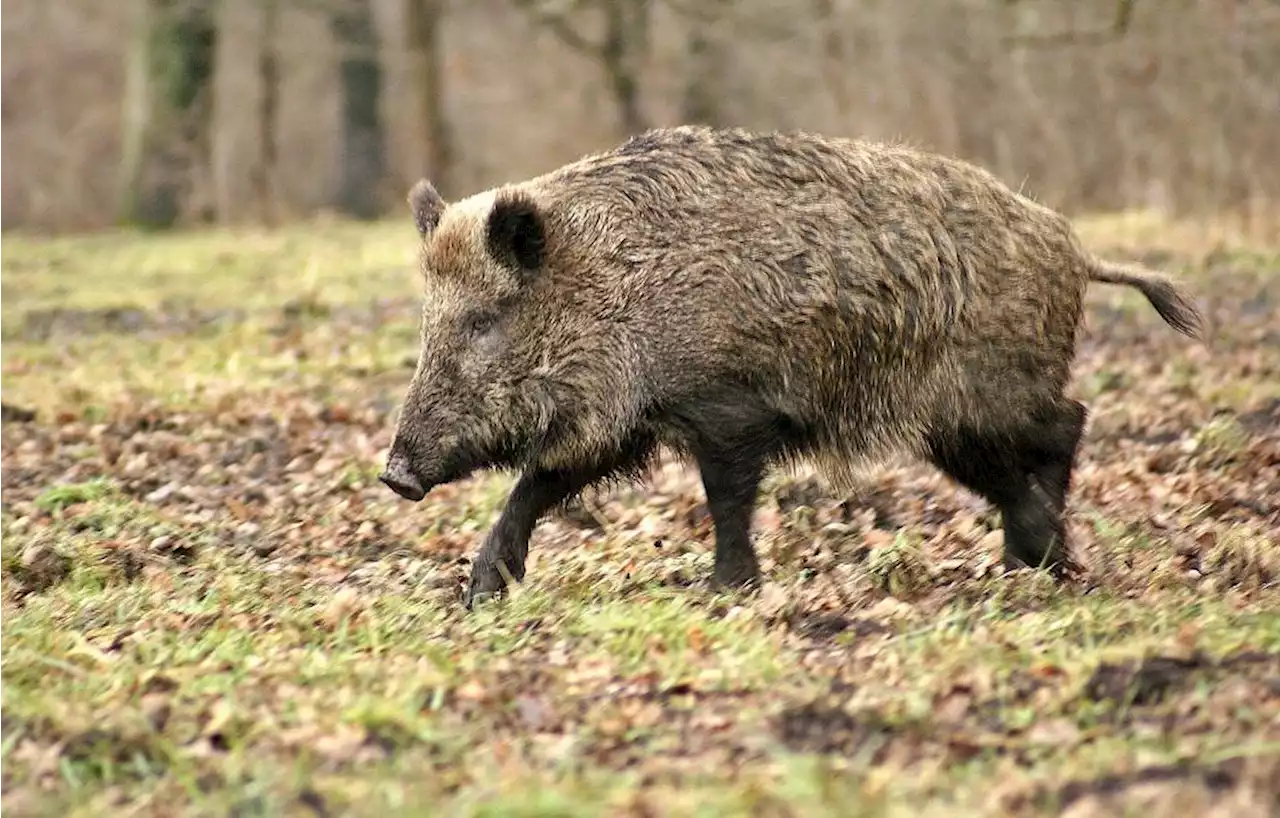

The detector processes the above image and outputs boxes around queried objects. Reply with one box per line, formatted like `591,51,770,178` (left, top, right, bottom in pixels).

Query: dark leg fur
464,437,655,608
670,394,802,589
1026,401,1087,517
927,400,1086,578
1021,400,1087,576
695,444,767,588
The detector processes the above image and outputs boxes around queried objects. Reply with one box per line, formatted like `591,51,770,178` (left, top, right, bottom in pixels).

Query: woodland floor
2,212,1278,817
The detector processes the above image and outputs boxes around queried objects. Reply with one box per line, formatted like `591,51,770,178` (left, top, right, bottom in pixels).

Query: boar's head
380,178,619,501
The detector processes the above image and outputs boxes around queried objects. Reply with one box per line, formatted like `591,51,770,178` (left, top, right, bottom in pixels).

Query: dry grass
2,212,1279,817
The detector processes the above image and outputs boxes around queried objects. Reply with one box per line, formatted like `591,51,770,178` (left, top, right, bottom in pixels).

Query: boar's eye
463,311,498,339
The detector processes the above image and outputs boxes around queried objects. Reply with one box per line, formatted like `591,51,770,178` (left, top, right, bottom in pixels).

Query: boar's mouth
379,472,428,502
380,432,546,503
380,387,558,503
380,451,478,503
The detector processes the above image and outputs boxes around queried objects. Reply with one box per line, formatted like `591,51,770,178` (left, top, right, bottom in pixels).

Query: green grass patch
3,215,1278,816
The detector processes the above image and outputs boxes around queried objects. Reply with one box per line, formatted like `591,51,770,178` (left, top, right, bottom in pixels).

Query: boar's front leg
464,437,654,608
679,397,794,590
696,447,766,589
464,470,572,608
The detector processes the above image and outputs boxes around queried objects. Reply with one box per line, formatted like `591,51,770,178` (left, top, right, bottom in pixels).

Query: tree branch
1002,0,1138,48
511,0,599,56
661,0,718,24
662,0,792,41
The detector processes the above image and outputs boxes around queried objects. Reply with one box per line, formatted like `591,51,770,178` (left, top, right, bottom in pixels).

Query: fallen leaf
756,582,789,618
687,625,707,654
320,586,363,629
1025,718,1081,746
1029,662,1066,680
455,678,489,703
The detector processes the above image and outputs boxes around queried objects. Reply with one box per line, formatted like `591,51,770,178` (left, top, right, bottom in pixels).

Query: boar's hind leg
1025,401,1087,526
464,437,656,608
927,399,1086,579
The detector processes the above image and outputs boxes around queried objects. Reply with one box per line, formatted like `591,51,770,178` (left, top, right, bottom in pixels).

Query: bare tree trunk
681,29,714,125
511,0,652,138
117,0,218,229
601,0,650,135
253,0,281,225
406,0,454,196
812,0,852,123
680,3,726,126
331,0,386,219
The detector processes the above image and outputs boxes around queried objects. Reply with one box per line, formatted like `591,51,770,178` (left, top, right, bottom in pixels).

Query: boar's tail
1087,258,1205,339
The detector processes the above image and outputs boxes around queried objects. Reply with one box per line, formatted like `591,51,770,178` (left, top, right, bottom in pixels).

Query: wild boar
378,125,1203,608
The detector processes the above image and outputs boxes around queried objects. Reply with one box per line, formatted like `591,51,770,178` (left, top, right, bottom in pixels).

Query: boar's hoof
463,559,516,610
463,587,500,610
712,560,762,592
1002,551,1076,581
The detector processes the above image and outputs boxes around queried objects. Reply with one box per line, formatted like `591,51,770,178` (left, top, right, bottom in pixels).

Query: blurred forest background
3,0,1279,235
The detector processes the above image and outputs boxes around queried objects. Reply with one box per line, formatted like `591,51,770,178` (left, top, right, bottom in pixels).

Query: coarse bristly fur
377,124,1206,609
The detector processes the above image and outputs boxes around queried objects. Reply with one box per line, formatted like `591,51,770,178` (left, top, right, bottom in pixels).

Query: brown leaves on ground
2,231,1278,816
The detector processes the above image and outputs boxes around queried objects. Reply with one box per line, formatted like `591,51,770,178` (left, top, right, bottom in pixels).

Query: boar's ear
485,190,546,277
408,179,446,237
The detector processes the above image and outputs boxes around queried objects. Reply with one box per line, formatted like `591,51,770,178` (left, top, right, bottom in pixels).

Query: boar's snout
379,446,426,502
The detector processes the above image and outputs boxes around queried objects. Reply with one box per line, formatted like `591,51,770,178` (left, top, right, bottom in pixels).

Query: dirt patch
297,788,334,818
267,296,418,336
10,713,172,779
1018,757,1280,818
771,476,829,513
1082,650,1280,709
1,403,38,423
1237,398,1280,437
840,484,907,531
787,612,891,640
1055,758,1244,807
774,702,903,759
17,305,154,339
11,303,245,341
1083,654,1212,707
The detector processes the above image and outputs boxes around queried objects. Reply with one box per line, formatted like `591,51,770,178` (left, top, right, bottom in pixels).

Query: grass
3,212,1279,817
